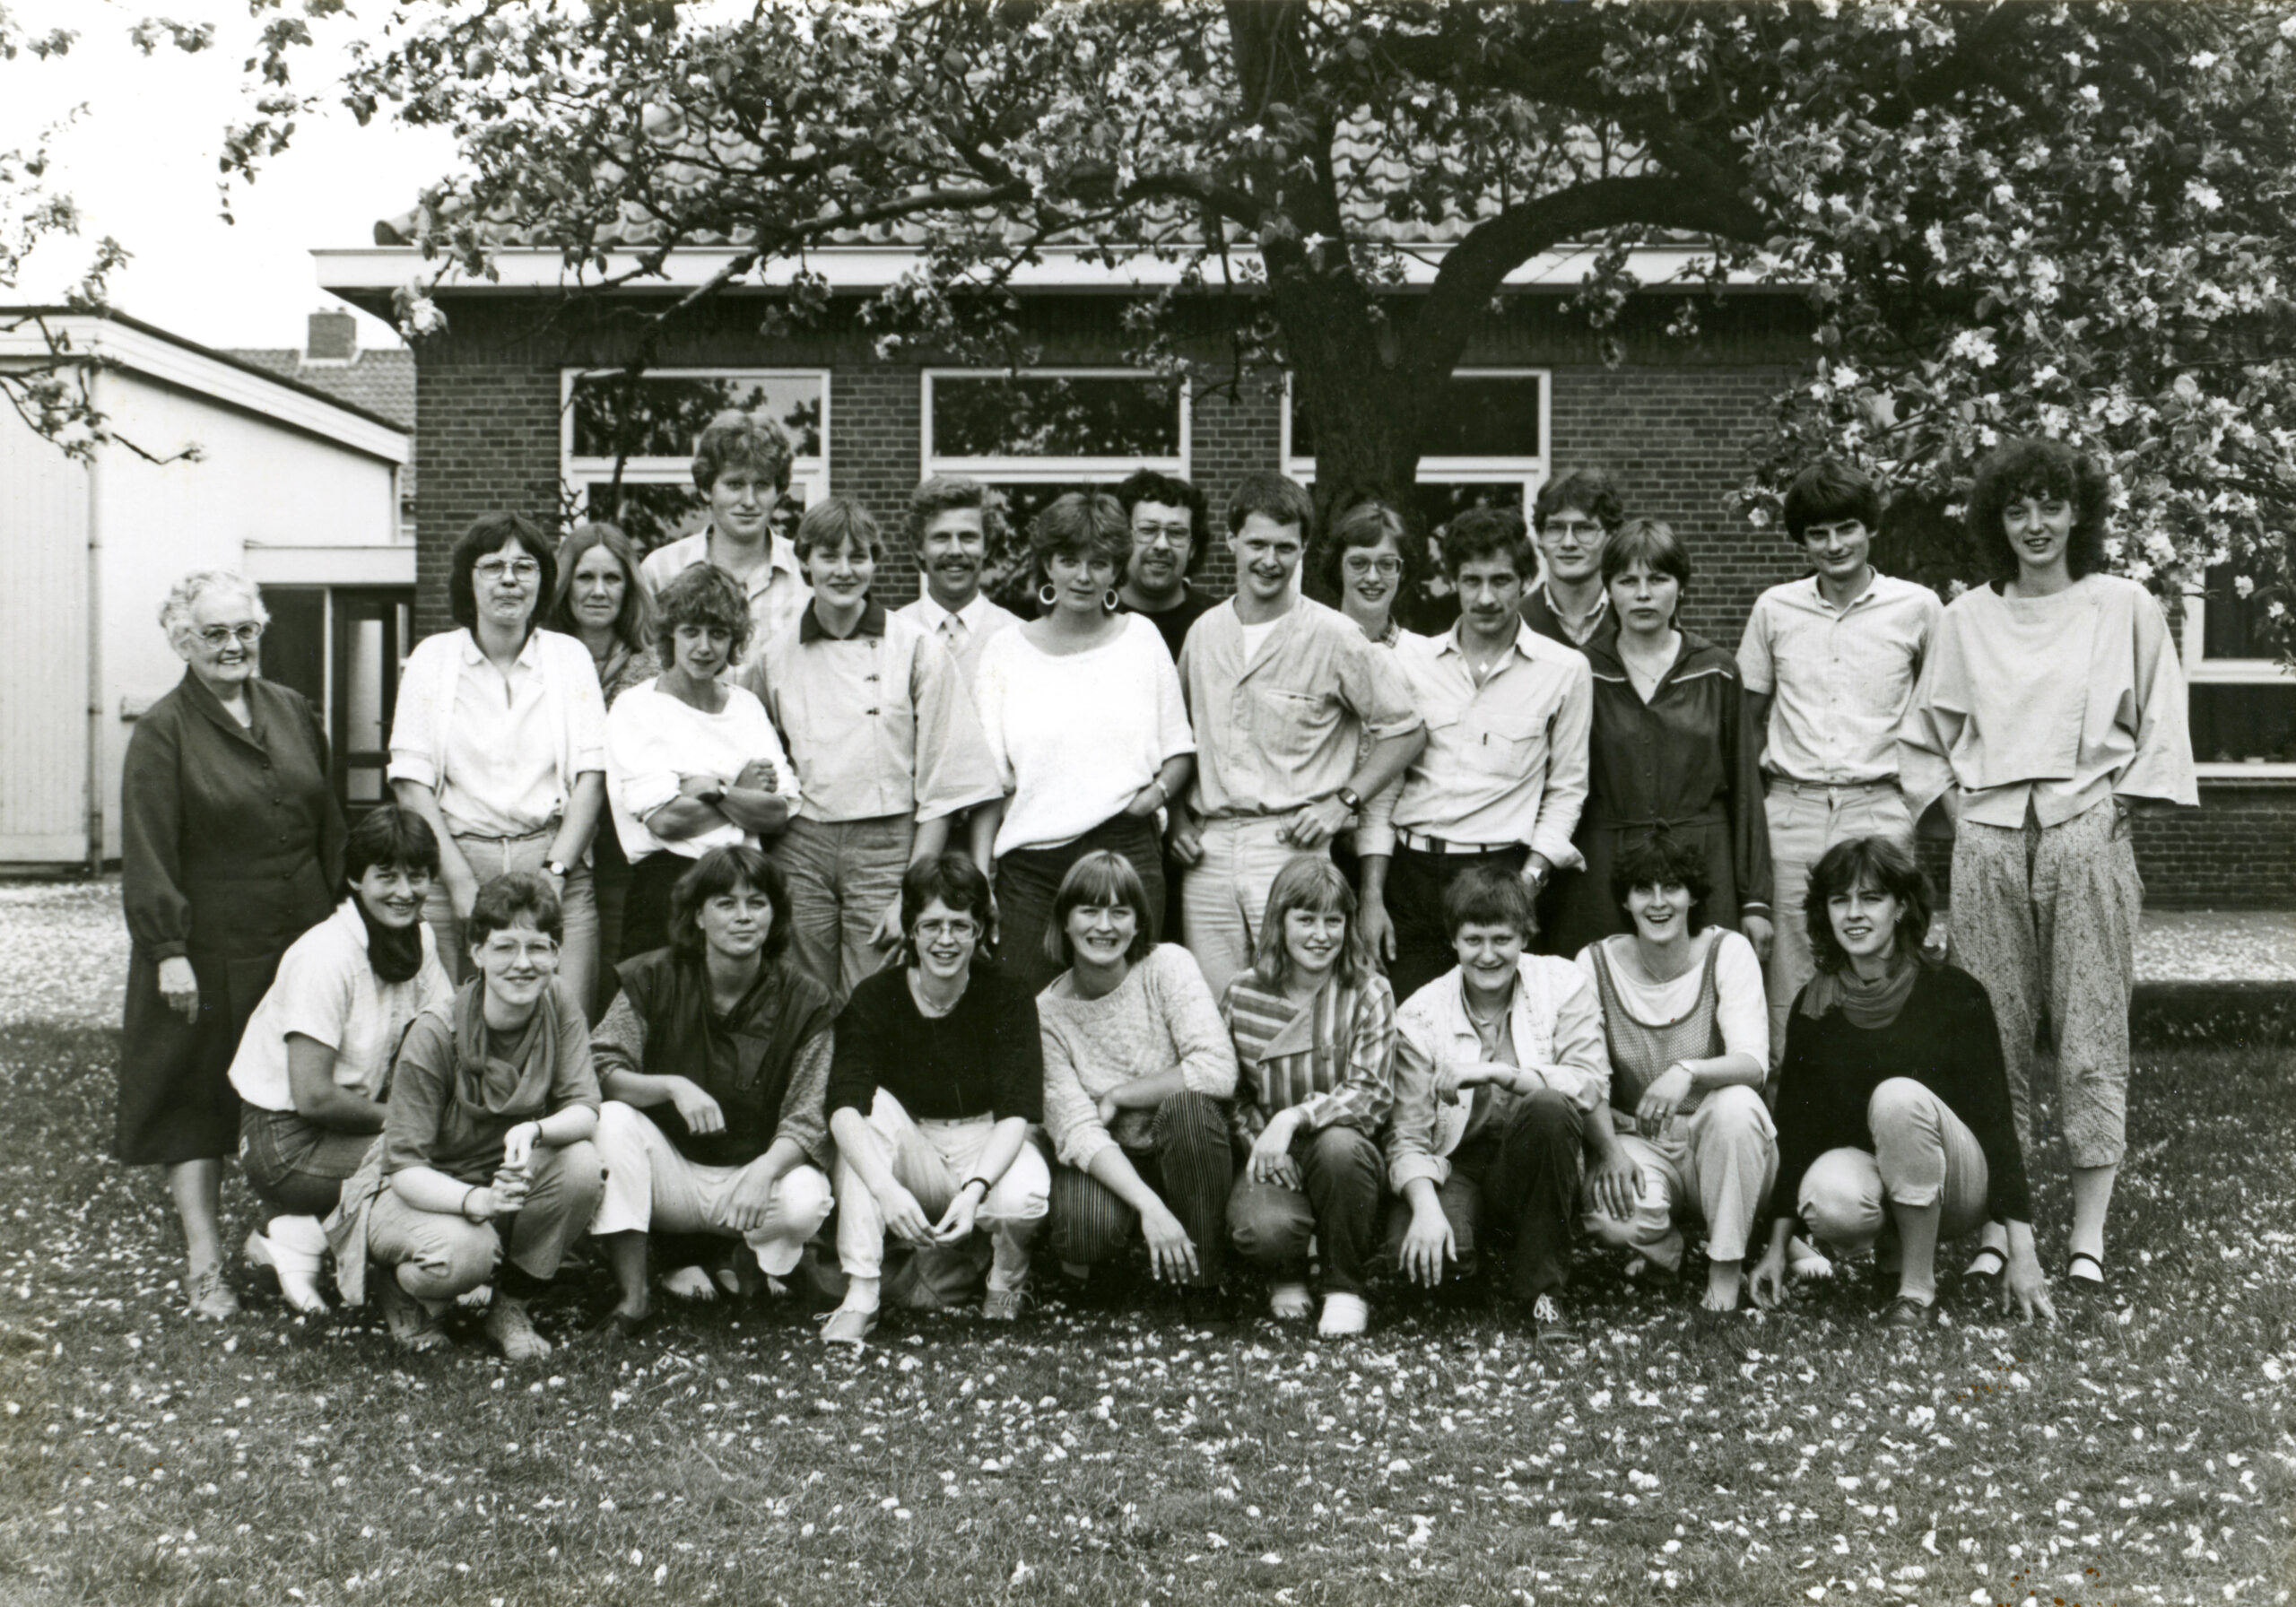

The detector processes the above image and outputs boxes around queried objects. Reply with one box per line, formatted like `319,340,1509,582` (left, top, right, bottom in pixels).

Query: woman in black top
1749,837,2053,1328
824,855,1048,1343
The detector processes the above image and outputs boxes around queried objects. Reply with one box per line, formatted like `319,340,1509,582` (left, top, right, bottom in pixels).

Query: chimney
306,309,358,363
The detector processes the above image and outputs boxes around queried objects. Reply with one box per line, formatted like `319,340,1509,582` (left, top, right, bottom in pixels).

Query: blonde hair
1246,855,1375,991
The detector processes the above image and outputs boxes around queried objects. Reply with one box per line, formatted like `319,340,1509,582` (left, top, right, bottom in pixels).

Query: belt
1769,778,1900,802
1395,828,1518,856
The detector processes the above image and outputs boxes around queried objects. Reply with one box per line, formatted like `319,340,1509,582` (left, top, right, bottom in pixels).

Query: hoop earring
1103,588,1122,614
1037,582,1059,611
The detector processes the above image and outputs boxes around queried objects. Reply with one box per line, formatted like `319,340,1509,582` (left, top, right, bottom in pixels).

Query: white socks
838,1275,882,1316
248,1217,329,1316
1317,1291,1369,1337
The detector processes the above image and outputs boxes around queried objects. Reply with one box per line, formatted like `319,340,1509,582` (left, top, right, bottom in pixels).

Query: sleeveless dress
1585,934,1725,1139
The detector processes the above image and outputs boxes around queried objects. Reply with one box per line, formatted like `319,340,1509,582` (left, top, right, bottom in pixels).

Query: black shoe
2066,1251,2107,1292
1880,1295,1935,1332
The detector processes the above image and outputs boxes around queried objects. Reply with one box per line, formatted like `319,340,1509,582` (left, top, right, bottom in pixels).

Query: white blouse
605,677,799,862
229,901,453,1112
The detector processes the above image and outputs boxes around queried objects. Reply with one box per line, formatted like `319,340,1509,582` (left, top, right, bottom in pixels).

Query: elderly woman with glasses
972,492,1196,995
389,513,611,1017
120,569,346,1319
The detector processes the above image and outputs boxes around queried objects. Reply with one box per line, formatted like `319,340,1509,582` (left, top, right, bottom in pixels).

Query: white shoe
1316,1292,1369,1337
1268,1281,1314,1321
261,1217,331,1316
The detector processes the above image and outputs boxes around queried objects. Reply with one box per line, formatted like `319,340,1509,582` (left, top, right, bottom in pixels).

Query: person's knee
387,1217,500,1299
1156,1090,1227,1151
983,1143,1051,1225
778,1164,835,1238
1227,1185,1310,1264
1307,1124,1380,1181
1505,1090,1583,1152
542,1140,606,1218
1048,1176,1131,1265
1696,1085,1777,1155
594,1100,652,1168
1866,1077,1936,1131
1798,1151,1883,1249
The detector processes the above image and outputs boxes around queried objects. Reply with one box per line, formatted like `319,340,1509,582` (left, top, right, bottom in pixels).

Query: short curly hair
448,513,557,634
691,408,795,496
1439,506,1536,581
466,871,565,951
1965,438,2110,581
650,561,753,669
1608,831,1713,934
1116,469,1210,578
1534,467,1625,534
158,569,266,638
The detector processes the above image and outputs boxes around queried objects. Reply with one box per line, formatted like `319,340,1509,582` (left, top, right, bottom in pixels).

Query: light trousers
1948,798,2141,1168
832,1090,1048,1284
1181,818,1322,1002
366,1139,604,1301
423,826,600,1021
1582,1083,1778,1268
1763,780,1914,1063
590,1100,832,1277
774,813,914,1001
1798,1078,1992,1252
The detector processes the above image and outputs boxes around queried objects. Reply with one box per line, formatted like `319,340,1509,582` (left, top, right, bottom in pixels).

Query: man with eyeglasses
1115,469,1221,662
1169,473,1424,999
1522,468,1626,651
1736,459,1943,1059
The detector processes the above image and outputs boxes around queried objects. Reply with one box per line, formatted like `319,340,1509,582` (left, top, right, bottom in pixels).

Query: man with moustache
1360,508,1594,1003
641,409,812,663
893,474,1021,694
1167,473,1423,999
1116,469,1221,661
1521,468,1624,651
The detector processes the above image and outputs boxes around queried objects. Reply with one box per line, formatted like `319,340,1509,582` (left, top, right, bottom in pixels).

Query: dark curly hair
466,871,564,951
1116,469,1210,578
1439,506,1536,581
669,846,792,961
650,561,753,670
448,512,557,635
1965,438,2110,582
1804,835,1933,976
1608,831,1713,934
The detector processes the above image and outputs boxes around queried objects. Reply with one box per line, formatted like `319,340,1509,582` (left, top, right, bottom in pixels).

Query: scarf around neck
1800,951,1920,1032
449,977,561,1117
354,896,424,986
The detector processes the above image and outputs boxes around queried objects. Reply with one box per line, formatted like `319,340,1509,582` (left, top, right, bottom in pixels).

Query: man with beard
1116,470,1220,662
895,475,1022,696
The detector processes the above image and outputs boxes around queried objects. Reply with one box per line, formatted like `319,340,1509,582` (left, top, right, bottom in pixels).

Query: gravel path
0,875,2286,1033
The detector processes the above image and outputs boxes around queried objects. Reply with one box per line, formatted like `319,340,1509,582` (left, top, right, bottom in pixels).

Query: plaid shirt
1220,971,1398,1146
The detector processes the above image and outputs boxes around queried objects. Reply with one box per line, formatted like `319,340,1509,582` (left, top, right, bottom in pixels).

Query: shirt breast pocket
1462,714,1537,777
1249,687,1331,761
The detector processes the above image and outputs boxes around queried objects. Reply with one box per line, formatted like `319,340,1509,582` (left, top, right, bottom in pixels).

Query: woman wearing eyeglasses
120,569,347,1318
1314,500,1421,891
388,514,611,1018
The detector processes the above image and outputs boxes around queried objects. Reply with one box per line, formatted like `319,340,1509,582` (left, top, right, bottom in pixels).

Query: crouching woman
1749,837,2052,1328
329,872,603,1359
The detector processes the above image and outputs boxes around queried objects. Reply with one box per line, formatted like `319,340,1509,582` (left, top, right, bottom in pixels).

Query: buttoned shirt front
1737,573,1942,786
640,527,812,665
1178,595,1422,821
892,590,1021,692
439,632,574,838
750,602,1004,825
1360,622,1592,867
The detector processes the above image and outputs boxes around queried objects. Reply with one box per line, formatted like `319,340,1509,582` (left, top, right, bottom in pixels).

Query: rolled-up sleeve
561,640,609,777
607,691,683,821
1341,636,1423,743
386,637,446,790
1530,654,1592,871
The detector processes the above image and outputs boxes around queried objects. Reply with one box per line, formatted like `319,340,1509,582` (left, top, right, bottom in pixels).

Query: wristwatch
544,859,568,878
1335,786,1363,813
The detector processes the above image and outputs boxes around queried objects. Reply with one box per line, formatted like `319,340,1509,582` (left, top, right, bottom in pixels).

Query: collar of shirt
457,629,542,670
913,592,993,634
703,529,803,598
798,599,888,645
1436,619,1543,666
1800,572,1881,617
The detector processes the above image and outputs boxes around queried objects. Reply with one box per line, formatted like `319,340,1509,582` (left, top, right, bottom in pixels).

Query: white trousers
1581,1084,1779,1268
833,1089,1048,1281
590,1099,833,1277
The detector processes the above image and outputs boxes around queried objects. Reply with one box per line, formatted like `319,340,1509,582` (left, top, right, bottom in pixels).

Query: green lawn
0,1018,2287,1607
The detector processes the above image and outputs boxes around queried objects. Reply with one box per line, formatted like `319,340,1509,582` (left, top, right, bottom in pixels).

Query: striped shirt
1220,971,1398,1144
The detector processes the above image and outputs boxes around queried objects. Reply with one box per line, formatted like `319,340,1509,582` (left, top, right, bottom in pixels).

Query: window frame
1281,366,1552,516
559,367,832,535
918,366,1191,485
2179,586,2296,778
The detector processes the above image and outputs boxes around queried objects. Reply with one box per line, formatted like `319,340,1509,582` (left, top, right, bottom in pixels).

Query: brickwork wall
404,290,2296,905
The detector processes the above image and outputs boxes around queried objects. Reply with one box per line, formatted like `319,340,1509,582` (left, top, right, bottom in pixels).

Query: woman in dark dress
1547,519,1773,963
120,569,345,1319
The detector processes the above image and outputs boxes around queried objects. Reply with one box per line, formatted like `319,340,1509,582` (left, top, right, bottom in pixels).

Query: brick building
315,245,2295,908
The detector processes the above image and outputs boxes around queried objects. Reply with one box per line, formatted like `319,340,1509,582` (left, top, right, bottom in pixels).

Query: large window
1283,369,1550,536
561,370,828,554
2183,563,2296,777
257,586,413,813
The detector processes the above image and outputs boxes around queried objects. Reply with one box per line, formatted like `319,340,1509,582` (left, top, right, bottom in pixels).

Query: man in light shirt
1736,459,1943,1057
1520,467,1624,651
1360,507,1594,1005
891,474,1021,694
1169,473,1425,999
639,408,812,663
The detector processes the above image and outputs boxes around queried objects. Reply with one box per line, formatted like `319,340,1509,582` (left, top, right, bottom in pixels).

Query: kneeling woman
333,873,604,1359
1574,831,1776,1327
588,847,838,1338
1750,838,2052,1327
1223,856,1397,1337
824,855,1049,1344
1039,852,1239,1292
230,806,453,1314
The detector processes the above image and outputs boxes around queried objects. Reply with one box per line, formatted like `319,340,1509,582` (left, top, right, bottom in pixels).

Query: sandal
1963,1247,2006,1287
2066,1251,2107,1290
821,1306,877,1348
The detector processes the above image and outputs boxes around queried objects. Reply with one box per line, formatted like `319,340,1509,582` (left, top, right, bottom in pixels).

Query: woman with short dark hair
1547,519,1773,963
973,493,1196,994
1573,831,1776,1333
332,873,604,1359
1750,837,2052,1327
122,569,346,1318
605,563,797,960
230,806,452,1315
1036,852,1237,1294
390,512,610,1015
587,847,838,1340
1900,437,2196,1293
822,854,1048,1343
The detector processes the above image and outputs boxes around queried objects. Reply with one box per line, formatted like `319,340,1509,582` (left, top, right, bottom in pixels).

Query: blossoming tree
352,1,2294,629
